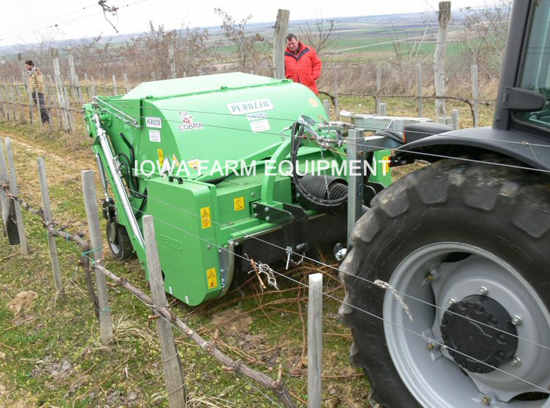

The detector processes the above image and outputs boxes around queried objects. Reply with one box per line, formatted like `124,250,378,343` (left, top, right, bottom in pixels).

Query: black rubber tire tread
106,222,134,261
339,159,550,408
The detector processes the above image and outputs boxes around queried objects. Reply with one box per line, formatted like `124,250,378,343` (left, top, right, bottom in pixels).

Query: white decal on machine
146,117,162,128
227,99,274,115
149,130,161,142
250,119,270,133
247,112,267,121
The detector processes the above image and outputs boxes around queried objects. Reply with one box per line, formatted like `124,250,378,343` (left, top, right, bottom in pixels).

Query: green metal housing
84,73,391,306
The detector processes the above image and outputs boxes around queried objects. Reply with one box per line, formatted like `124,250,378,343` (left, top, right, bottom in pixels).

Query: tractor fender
395,127,550,172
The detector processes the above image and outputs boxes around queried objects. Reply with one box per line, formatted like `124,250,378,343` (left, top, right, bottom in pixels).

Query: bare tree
123,22,176,79
456,0,512,75
71,36,116,81
299,18,339,57
214,8,268,73
177,26,215,76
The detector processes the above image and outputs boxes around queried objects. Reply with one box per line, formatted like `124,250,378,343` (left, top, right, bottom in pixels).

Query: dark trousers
32,92,50,124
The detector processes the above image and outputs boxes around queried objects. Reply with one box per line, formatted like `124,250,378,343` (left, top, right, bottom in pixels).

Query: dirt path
3,134,100,228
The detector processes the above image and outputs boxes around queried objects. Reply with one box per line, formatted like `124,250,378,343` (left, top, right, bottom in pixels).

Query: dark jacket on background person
284,42,322,94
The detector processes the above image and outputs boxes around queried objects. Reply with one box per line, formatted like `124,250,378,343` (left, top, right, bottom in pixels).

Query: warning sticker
172,154,180,167
157,149,164,167
234,196,245,211
206,268,218,289
149,130,161,142
200,206,212,229
187,159,200,171
383,155,391,175
250,119,270,133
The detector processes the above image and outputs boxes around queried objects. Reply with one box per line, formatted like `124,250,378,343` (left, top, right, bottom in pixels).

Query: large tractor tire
339,159,550,407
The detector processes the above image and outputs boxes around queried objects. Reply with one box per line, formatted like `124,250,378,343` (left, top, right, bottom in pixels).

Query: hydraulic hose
290,121,348,213
376,129,404,144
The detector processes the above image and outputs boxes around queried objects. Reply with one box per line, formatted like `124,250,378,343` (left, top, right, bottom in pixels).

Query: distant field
211,23,465,62
203,14,467,62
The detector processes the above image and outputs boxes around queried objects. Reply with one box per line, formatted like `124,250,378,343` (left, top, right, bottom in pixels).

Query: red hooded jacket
284,42,322,94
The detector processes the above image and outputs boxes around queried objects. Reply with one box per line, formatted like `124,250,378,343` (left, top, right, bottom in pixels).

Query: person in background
24,60,50,124
284,33,322,95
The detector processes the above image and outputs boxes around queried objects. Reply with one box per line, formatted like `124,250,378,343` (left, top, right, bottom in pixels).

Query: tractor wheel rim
383,242,550,408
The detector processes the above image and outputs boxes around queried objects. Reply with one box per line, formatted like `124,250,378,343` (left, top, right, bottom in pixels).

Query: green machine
84,72,393,305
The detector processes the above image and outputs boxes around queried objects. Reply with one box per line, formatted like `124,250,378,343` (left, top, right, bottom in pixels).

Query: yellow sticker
309,98,319,107
206,267,218,289
187,159,200,171
172,154,180,167
234,196,245,212
383,155,391,175
157,149,164,167
200,206,212,229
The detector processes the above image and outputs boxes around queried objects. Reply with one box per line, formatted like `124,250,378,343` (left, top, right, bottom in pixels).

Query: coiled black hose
290,122,348,213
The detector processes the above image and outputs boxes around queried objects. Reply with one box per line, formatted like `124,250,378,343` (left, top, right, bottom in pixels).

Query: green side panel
145,170,294,306
370,149,392,186
213,171,292,244
147,177,221,306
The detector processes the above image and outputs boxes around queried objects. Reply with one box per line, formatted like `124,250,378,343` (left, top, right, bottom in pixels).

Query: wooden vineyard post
308,273,323,408
143,215,187,408
82,170,114,345
434,1,451,120
169,42,177,79
273,9,290,79
38,158,64,297
5,138,29,255
416,64,423,117
0,137,10,235
452,109,460,130
323,99,330,119
376,65,382,114
472,64,479,127
333,68,340,120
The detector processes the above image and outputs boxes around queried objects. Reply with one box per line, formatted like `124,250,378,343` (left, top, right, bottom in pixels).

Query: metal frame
346,130,401,247
94,114,144,250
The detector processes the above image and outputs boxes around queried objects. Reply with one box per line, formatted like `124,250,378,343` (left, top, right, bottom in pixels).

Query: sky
0,0,492,46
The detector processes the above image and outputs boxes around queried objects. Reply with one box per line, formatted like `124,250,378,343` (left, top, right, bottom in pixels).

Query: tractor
83,0,550,406
340,0,550,406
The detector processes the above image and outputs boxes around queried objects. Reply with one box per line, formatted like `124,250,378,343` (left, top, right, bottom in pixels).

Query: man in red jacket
284,34,322,95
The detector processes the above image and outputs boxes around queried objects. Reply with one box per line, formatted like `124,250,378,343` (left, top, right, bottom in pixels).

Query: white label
247,112,267,121
250,119,270,133
149,130,161,142
227,99,274,115
146,117,162,128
